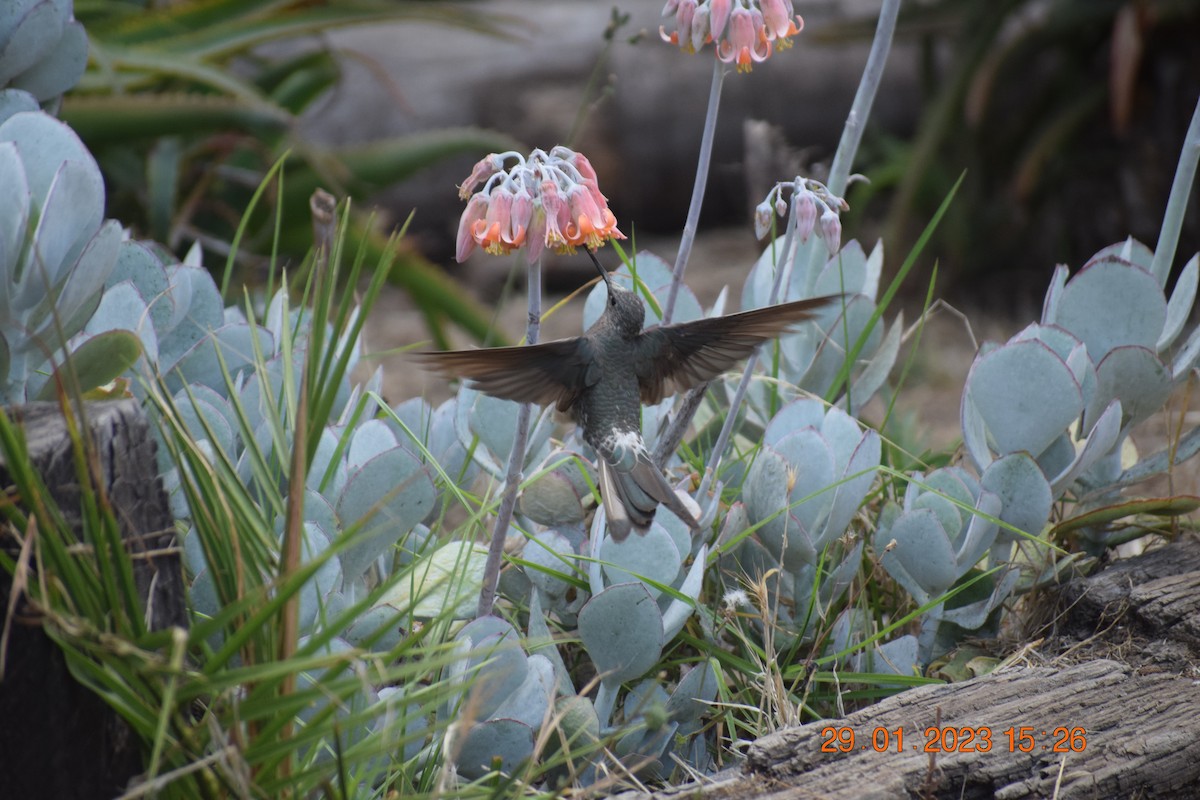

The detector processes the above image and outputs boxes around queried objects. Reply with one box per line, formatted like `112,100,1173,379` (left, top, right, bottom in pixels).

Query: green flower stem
663,59,725,325
1150,91,1200,287
476,256,542,618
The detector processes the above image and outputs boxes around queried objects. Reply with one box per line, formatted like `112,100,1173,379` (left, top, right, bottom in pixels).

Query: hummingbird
418,253,837,541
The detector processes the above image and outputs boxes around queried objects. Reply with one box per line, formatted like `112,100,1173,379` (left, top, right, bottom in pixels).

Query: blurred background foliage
843,0,1200,306
66,0,525,345
59,0,1200,332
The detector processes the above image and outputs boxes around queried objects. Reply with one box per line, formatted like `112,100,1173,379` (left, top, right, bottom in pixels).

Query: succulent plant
0,0,88,104
874,466,1024,663
962,240,1200,551
700,398,878,648
741,235,901,416
441,616,553,780
0,108,143,402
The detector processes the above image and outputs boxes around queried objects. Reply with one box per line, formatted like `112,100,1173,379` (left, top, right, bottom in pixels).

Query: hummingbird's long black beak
587,249,612,290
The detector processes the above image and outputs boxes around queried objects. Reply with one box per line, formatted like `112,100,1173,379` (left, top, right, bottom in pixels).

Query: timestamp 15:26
819,726,1088,754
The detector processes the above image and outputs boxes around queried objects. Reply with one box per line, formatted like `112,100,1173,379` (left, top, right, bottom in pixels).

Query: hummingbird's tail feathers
598,459,647,542
598,455,701,542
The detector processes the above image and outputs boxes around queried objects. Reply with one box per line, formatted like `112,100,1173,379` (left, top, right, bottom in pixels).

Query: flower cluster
754,177,848,256
660,0,804,72
455,147,624,263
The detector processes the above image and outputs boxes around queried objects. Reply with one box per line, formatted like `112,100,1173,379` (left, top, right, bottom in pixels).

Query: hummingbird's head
591,253,645,336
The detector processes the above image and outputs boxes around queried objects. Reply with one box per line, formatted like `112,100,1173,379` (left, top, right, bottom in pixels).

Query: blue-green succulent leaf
522,529,577,601
1159,253,1197,350
578,582,663,685
0,89,37,125
763,397,825,445
347,418,397,469
0,0,63,87
1171,322,1200,381
963,339,1082,460
1094,238,1155,274
846,314,902,415
814,239,868,297
336,445,436,583
1055,256,1165,361
980,454,1053,545
492,654,554,730
882,507,956,598
0,111,92,207
954,490,1001,569
527,588,574,695
601,522,681,599
665,658,718,724
171,386,236,457
459,629,529,721
1047,399,1122,497
661,543,706,641
84,280,158,363
10,19,86,101
1041,264,1070,323
1094,345,1171,427
456,719,534,781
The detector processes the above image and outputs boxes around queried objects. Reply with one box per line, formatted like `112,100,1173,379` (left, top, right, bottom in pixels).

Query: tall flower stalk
696,179,847,506
659,0,807,323
453,147,624,617
653,0,810,466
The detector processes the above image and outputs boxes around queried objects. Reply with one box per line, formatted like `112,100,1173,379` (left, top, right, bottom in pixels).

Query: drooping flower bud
819,206,842,256
754,199,775,240
793,191,817,243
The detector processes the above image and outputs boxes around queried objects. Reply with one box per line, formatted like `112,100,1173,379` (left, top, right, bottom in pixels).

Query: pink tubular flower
458,154,502,200
819,207,842,256
718,7,770,73
662,0,802,70
455,147,623,262
709,0,731,39
753,200,774,240
566,149,599,185
456,193,490,261
475,190,514,255
564,184,624,251
540,180,571,251
760,0,802,42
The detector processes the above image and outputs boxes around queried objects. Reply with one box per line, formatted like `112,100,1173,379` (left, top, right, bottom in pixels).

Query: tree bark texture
0,400,186,800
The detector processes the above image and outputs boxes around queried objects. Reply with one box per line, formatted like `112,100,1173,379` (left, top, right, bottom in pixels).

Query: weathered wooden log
741,658,1200,799
0,400,186,800
611,535,1200,799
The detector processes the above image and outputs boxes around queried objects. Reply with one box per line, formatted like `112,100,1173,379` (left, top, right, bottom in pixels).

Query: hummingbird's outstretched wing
633,295,839,404
416,338,597,412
